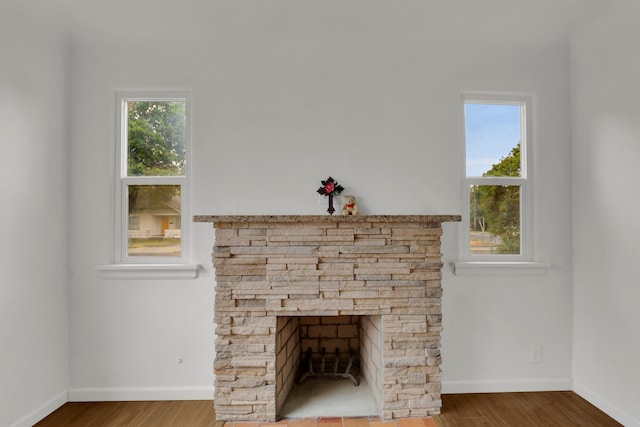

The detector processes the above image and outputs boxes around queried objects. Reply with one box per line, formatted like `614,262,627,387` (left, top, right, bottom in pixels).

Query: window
461,94,531,262
114,92,192,266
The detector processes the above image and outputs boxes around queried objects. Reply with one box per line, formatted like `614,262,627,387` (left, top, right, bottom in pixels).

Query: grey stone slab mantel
194,214,461,225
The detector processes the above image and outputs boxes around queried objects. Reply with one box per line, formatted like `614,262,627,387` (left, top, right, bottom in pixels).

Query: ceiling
3,0,613,47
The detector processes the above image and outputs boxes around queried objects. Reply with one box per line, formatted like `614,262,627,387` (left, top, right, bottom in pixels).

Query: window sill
96,263,201,280
451,261,550,276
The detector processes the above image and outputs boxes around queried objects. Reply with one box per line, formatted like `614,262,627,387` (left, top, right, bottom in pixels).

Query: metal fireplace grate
296,347,360,386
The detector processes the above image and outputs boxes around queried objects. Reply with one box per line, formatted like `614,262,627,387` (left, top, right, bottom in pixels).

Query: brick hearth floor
221,416,437,427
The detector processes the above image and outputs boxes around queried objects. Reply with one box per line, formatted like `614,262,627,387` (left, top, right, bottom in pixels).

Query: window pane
128,185,181,257
469,185,520,255
465,103,522,177
127,101,186,177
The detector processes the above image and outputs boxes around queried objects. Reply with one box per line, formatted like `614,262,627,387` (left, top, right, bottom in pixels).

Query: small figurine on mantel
342,195,359,216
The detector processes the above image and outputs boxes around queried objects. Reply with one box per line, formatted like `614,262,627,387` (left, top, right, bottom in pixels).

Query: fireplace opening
276,315,383,419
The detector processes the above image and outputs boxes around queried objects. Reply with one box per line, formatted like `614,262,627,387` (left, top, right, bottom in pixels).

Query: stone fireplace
193,215,460,422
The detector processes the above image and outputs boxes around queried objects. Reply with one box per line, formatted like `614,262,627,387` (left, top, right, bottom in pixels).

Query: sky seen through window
465,103,521,177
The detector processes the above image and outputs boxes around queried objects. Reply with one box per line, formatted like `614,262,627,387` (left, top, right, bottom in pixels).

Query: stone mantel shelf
193,214,461,224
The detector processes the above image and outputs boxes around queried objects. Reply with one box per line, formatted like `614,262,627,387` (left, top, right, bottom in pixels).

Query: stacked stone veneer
193,215,460,422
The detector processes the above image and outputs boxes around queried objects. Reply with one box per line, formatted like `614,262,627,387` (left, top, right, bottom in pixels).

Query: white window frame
98,90,198,279
454,93,547,275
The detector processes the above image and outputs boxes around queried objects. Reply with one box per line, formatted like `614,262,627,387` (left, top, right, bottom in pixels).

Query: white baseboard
9,389,67,427
67,386,214,402
573,381,640,427
442,378,572,394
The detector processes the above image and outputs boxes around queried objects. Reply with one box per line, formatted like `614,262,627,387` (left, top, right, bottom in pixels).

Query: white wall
67,41,216,400
67,2,576,401
571,2,640,425
0,7,70,427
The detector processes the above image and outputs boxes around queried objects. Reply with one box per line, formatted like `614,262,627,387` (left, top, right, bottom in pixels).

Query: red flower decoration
317,177,344,196
325,182,334,193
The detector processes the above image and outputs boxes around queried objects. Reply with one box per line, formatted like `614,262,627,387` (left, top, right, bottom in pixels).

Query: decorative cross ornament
317,176,344,215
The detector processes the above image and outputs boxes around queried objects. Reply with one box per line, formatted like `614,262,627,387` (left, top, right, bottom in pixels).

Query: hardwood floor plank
35,393,621,427
435,392,622,427
35,401,218,427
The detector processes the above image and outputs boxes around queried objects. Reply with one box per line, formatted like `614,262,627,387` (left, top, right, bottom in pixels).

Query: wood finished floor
436,392,622,426
34,392,622,427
